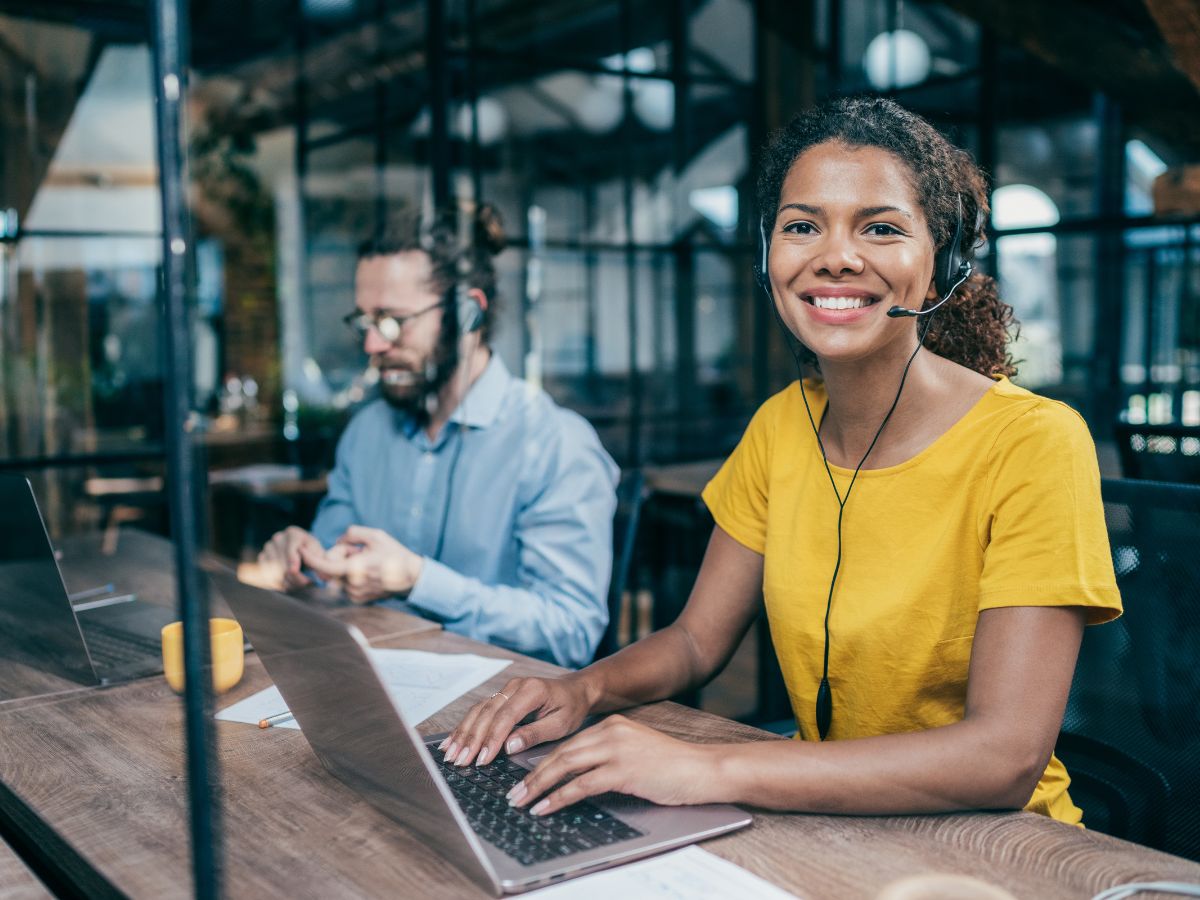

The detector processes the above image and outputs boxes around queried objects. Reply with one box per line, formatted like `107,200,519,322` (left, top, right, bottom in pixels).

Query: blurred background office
3,0,1200,861
3,0,1199,538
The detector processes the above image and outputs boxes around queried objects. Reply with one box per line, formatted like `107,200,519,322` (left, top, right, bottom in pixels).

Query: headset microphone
887,298,942,318
887,194,975,319
885,259,973,318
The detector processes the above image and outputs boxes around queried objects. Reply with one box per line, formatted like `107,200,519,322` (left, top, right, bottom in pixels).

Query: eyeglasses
342,297,448,343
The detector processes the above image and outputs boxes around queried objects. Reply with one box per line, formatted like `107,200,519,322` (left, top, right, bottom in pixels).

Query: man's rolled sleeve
407,557,472,619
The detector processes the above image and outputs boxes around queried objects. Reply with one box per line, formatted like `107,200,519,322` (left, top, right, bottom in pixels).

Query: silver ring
490,691,510,701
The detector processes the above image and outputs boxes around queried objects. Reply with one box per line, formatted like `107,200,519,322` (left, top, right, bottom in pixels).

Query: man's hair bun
474,203,507,256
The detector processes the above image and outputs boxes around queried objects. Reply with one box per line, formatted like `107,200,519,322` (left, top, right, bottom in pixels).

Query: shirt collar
448,353,511,430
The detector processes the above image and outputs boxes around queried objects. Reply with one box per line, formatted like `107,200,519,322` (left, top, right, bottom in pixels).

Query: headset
453,284,487,335
415,204,488,340
756,195,978,740
756,194,975,314
887,195,975,319
432,229,488,564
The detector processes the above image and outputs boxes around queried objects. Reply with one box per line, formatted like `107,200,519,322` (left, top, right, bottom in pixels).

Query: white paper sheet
525,846,800,899
215,649,512,730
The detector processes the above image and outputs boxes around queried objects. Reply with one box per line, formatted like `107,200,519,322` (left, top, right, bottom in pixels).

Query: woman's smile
799,286,882,324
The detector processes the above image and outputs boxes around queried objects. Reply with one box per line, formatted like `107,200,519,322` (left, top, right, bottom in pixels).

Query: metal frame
150,1,221,897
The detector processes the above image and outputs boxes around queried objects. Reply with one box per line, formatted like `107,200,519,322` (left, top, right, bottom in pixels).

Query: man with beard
256,205,618,668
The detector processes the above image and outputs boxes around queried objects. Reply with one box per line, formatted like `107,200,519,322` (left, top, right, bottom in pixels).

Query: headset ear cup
934,195,970,299
756,217,772,298
933,244,964,300
456,287,484,333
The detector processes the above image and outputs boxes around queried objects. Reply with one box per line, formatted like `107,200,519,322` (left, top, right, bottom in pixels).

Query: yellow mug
161,618,245,694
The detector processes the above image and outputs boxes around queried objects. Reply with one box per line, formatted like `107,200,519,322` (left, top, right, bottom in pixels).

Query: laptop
213,569,752,895
0,474,176,690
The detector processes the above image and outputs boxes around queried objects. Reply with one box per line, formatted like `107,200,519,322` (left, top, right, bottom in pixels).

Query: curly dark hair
358,202,508,344
756,96,1018,378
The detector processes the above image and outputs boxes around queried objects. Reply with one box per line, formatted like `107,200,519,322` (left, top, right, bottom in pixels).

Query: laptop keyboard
434,751,644,867
80,620,161,670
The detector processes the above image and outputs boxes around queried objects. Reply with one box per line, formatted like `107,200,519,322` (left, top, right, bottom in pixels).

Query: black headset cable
792,312,936,739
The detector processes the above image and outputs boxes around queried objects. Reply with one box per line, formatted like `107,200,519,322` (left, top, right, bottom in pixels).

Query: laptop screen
0,474,97,692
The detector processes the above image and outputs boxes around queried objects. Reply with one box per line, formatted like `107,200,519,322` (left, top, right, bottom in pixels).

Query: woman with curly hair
442,97,1122,824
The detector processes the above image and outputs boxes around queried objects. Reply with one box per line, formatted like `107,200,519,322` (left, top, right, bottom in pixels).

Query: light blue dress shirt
310,355,618,668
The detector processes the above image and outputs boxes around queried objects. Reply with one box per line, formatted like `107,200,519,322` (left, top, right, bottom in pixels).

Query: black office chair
594,469,646,660
1056,478,1200,861
1113,421,1200,484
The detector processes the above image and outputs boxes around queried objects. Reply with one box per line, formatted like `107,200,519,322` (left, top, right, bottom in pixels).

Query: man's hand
255,526,325,590
299,525,424,604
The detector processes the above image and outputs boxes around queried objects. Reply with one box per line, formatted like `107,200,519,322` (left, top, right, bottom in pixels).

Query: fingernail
454,746,472,766
507,782,528,804
478,746,490,765
444,741,458,759
505,736,524,755
437,738,449,751
530,799,549,816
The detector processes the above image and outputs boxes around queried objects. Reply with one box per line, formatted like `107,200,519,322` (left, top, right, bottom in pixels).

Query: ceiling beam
940,0,1200,156
0,16,98,218
1143,0,1200,95
197,0,668,139
0,0,143,41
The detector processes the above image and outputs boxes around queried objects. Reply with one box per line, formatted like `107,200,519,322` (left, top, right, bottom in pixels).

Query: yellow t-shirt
701,377,1122,824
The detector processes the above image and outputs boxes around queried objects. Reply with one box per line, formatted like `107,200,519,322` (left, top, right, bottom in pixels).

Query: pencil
258,711,295,729
72,593,136,612
68,584,116,603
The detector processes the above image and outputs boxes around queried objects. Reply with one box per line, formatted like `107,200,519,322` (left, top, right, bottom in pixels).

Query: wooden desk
643,459,723,499
2,611,1199,898
0,837,50,900
0,528,440,707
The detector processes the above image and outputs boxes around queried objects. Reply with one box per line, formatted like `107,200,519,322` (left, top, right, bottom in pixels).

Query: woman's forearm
577,621,713,714
706,719,1044,814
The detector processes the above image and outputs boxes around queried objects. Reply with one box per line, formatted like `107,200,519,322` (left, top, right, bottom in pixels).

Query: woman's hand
506,715,721,815
440,674,594,767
